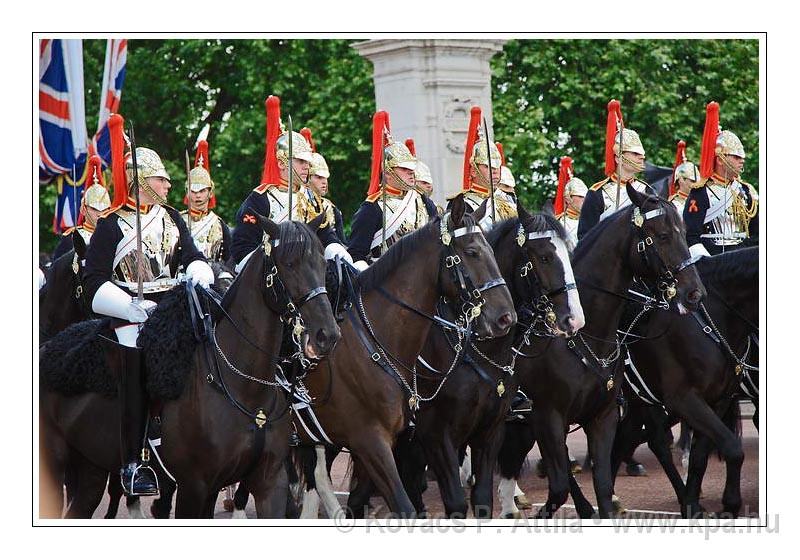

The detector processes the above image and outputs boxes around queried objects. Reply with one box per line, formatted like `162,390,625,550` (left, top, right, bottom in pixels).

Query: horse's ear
450,193,466,226
627,183,647,208
471,198,488,224
250,207,279,239
72,230,87,259
308,213,325,231
517,200,532,223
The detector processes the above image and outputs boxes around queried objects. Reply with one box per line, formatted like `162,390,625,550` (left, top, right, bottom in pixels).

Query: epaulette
61,226,76,236
692,177,712,190
98,204,125,219
590,177,610,191
253,183,272,194
365,192,380,203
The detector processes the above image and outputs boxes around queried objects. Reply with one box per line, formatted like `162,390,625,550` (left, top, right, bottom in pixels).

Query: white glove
186,259,215,288
324,242,354,264
688,243,710,259
353,260,369,272
38,268,46,290
92,281,157,323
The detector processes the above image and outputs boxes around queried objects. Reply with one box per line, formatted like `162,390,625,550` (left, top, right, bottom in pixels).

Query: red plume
300,127,316,153
194,140,210,171
261,95,282,185
670,140,687,197
496,142,505,166
404,138,416,157
555,156,573,217
366,111,390,200
604,100,623,177
463,106,482,190
108,113,128,208
88,154,106,187
700,101,720,179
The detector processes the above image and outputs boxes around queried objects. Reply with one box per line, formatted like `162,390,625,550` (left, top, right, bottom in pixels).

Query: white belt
113,278,180,293
701,232,746,245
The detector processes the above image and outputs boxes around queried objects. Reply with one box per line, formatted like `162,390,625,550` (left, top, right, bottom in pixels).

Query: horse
352,206,584,519
39,231,90,344
496,183,706,518
292,194,516,517
608,246,758,517
39,215,340,518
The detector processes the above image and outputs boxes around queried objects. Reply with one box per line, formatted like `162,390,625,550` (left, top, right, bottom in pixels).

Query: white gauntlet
92,281,157,323
324,242,354,264
186,259,214,288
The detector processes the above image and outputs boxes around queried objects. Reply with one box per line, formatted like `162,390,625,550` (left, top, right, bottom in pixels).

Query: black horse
608,246,758,517
39,231,90,344
496,184,706,518
40,216,340,518
365,207,583,518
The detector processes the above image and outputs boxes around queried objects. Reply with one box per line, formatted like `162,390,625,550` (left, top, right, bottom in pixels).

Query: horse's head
39,232,90,342
627,184,706,314
440,194,516,339
209,260,236,294
512,204,584,336
254,212,340,359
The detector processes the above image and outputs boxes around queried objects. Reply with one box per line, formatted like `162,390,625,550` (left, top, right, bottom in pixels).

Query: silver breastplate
703,182,753,246
372,191,430,258
184,211,224,261
113,207,180,292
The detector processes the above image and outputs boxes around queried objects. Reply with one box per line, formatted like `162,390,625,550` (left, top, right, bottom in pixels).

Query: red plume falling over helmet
462,106,482,191
700,101,720,180
670,140,687,197
404,138,416,157
604,100,624,177
261,96,282,186
555,156,573,217
185,136,217,209
300,127,316,153
496,142,506,166
108,113,128,208
88,154,106,187
366,111,390,202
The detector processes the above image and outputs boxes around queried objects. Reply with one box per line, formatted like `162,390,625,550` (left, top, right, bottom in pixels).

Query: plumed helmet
83,154,111,211
415,161,433,185
565,177,588,198
717,130,746,159
309,152,330,179
499,166,516,189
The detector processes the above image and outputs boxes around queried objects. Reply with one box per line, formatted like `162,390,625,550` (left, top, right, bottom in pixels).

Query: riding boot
117,345,159,496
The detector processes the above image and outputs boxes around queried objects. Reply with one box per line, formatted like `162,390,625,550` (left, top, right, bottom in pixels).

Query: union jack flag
92,39,127,166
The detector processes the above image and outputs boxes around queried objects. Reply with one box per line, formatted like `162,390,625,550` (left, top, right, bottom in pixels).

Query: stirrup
121,463,160,497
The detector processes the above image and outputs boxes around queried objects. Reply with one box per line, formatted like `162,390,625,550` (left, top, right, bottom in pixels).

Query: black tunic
683,181,759,255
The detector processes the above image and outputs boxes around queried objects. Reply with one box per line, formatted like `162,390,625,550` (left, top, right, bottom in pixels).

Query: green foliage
39,39,758,253
491,39,759,210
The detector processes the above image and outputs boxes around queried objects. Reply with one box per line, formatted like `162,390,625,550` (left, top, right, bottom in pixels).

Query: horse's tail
717,399,742,460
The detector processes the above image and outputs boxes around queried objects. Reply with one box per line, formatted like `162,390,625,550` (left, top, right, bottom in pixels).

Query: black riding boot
117,345,158,496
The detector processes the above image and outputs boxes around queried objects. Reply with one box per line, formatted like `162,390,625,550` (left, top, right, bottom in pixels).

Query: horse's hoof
625,462,647,477
501,511,524,519
223,498,234,513
514,495,533,510
611,495,627,515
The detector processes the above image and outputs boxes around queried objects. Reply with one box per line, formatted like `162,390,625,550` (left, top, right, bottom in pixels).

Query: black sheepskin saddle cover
40,284,204,401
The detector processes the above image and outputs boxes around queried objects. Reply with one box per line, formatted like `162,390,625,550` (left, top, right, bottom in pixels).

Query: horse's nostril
316,328,329,348
688,290,702,304
497,312,513,330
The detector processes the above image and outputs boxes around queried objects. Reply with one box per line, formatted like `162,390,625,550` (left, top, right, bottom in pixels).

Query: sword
615,115,623,211
128,122,145,304
287,114,294,222
380,125,387,253
483,117,497,225
184,149,192,235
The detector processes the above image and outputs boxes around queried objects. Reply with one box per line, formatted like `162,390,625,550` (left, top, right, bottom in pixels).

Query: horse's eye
657,232,670,242
466,249,480,258
539,255,550,264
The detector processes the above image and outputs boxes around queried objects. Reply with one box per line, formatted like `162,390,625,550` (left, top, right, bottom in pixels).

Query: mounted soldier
347,110,436,270
553,156,588,249
577,99,656,240
230,96,351,270
301,127,346,243
180,126,231,263
684,101,758,257
455,106,515,232
82,113,214,496
405,137,442,215
52,154,111,260
669,140,700,217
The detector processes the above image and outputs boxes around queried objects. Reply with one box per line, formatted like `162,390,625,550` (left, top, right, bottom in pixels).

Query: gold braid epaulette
253,183,273,194
590,178,610,191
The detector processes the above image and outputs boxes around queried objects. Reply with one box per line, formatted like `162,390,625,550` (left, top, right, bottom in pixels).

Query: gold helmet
471,131,503,169
717,130,746,159
309,152,330,179
499,166,516,190
276,130,314,165
565,177,588,198
127,147,170,183
415,161,433,185
385,139,416,172
700,101,746,179
674,162,699,183
83,154,111,212
613,128,646,157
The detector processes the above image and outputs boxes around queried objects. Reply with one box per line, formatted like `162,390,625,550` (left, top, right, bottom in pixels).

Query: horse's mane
357,213,479,292
486,213,569,250
696,246,758,286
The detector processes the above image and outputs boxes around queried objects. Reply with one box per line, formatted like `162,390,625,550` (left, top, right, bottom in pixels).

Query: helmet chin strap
385,166,415,192
618,152,645,175
718,153,742,180
471,162,495,189
132,177,167,206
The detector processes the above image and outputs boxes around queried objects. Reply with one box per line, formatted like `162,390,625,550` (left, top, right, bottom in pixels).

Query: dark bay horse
497,184,706,518
39,231,90,344
610,246,758,517
40,217,339,518
381,208,584,518
298,194,516,517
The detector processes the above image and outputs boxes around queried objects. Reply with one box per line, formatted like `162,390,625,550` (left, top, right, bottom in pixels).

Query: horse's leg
496,419,536,518
469,431,504,519
568,472,596,518
103,474,122,519
394,434,429,517
585,402,620,518
233,482,250,511
150,477,176,519
346,459,375,519
534,410,572,519
352,437,416,517
423,433,466,518
63,460,108,519
39,415,67,518
250,459,288,519
643,408,686,508
672,393,743,518
313,445,344,518
174,480,211,519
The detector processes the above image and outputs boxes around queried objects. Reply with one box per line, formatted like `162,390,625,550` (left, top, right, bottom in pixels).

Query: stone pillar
351,39,506,205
